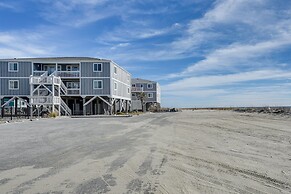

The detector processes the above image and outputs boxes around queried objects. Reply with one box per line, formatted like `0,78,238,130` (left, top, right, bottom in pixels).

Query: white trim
8,62,19,72
57,64,62,71
93,80,103,89
111,95,131,101
9,80,19,90
147,83,153,89
114,66,117,74
111,61,131,75
93,63,102,72
112,78,131,87
66,81,80,89
114,82,118,90
66,65,72,71
147,93,154,98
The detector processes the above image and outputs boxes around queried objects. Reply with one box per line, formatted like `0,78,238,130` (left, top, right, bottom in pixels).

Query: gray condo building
0,57,131,116
131,78,161,111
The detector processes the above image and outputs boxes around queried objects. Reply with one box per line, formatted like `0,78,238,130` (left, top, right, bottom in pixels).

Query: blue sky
0,0,291,107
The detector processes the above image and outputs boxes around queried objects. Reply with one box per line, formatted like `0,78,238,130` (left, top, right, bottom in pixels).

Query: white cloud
0,29,58,58
0,2,17,10
163,70,291,91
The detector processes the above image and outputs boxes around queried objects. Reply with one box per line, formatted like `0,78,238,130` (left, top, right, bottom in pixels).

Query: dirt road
0,110,291,193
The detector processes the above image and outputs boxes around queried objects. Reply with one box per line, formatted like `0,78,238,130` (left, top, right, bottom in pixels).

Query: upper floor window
57,65,62,71
66,65,72,71
147,84,153,89
132,84,136,87
93,80,103,89
114,82,118,90
9,80,19,90
93,63,102,72
114,66,117,74
66,82,80,89
8,62,18,72
148,93,153,98
127,87,130,94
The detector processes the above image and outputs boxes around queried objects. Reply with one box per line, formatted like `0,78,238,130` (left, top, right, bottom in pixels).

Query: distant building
131,78,161,111
0,57,131,116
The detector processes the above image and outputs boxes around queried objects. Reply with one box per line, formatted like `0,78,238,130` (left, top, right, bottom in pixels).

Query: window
147,84,153,89
8,62,18,72
148,93,153,98
93,80,103,89
128,87,130,94
114,82,117,90
57,65,62,71
66,82,80,89
93,63,102,72
132,93,136,97
114,66,117,74
66,65,72,71
72,65,79,71
9,80,19,90
132,84,136,87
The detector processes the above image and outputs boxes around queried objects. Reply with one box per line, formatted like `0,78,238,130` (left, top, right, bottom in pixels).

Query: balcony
57,71,80,78
132,87,143,92
33,71,47,76
67,89,80,95
30,96,61,105
30,76,61,85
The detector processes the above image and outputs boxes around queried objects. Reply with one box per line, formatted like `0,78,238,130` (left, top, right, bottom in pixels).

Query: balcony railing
67,89,80,95
33,71,47,76
30,96,60,105
57,71,80,78
132,87,143,92
30,76,61,85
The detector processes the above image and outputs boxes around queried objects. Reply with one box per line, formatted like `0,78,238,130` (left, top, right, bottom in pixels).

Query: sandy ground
0,110,291,194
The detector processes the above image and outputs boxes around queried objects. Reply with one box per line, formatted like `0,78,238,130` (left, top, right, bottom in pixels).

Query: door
44,65,56,75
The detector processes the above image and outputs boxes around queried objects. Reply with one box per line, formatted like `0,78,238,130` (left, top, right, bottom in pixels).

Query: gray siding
132,91,157,102
133,83,157,92
81,62,110,77
81,78,110,95
0,78,30,96
0,61,32,77
111,62,131,100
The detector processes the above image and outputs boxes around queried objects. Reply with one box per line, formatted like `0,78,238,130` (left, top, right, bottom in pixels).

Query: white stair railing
60,81,68,95
60,98,72,116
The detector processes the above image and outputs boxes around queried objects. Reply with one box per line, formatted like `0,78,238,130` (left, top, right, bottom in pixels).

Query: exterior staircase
29,71,71,116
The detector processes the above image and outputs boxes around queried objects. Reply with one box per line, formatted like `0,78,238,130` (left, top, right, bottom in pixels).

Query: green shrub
49,112,58,118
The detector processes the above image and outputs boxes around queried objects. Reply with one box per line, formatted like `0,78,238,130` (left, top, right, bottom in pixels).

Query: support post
113,100,116,115
15,98,18,117
10,107,13,120
1,98,4,118
83,97,86,116
52,75,55,113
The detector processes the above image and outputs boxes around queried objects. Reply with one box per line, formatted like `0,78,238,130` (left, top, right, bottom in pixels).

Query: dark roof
132,78,156,83
0,57,111,62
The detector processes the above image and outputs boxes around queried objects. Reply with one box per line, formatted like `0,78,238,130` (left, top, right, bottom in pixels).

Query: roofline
132,78,157,83
0,57,111,62
111,60,131,76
